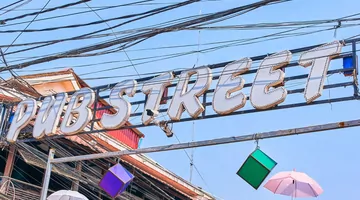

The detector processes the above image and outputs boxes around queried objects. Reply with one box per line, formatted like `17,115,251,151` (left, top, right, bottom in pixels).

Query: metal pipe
0,105,7,136
352,41,359,96
352,41,358,75
51,118,360,163
40,149,55,200
6,41,358,104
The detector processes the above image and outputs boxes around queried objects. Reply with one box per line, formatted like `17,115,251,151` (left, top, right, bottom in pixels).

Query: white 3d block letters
100,80,137,129
7,98,37,143
250,50,292,110
33,93,68,139
168,67,212,121
213,58,251,115
142,72,173,125
299,41,343,103
4,40,347,143
60,88,95,135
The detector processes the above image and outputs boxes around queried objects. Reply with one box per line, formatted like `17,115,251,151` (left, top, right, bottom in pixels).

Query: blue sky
1,0,360,199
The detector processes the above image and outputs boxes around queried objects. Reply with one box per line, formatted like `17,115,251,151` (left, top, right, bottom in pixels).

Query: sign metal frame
1,38,359,143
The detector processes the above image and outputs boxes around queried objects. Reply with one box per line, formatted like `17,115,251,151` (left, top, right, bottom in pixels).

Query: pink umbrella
264,170,323,198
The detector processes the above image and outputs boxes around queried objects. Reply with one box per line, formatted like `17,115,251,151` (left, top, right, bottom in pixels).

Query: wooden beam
71,162,82,191
0,145,16,193
2,145,16,178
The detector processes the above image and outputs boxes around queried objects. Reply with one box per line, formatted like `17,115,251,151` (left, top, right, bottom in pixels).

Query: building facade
0,69,214,200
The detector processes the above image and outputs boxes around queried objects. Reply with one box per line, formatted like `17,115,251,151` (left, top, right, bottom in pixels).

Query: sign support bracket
352,40,359,96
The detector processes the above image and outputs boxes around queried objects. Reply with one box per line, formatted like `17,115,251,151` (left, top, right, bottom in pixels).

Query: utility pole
40,149,55,200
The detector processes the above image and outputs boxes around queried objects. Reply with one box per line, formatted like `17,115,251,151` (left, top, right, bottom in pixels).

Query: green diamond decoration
236,149,277,189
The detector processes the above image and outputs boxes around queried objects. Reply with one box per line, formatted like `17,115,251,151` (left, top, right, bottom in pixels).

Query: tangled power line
0,0,289,72
0,0,358,80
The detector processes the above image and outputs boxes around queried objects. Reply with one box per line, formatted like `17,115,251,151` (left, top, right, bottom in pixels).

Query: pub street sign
6,41,343,143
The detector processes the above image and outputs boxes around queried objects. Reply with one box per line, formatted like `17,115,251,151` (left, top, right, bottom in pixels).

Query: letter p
7,99,37,143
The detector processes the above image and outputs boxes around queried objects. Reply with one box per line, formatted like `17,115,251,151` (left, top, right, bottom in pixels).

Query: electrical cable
0,1,358,198
1,146,74,192
1,17,359,51
0,0,90,24
0,0,27,11
0,70,344,198
49,135,177,199
0,49,41,98
0,0,288,71
2,47,357,90
84,2,141,78
0,0,219,12
83,2,143,114
1,3,200,33
3,0,51,53
3,0,201,57
0,0,153,28
75,25,356,77
0,1,356,77
0,0,32,17
17,142,110,199
4,21,359,67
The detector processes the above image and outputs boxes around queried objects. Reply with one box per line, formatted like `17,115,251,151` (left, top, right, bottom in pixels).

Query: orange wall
32,80,76,95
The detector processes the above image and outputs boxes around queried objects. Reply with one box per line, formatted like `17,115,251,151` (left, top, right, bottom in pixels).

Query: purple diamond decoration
99,164,134,198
